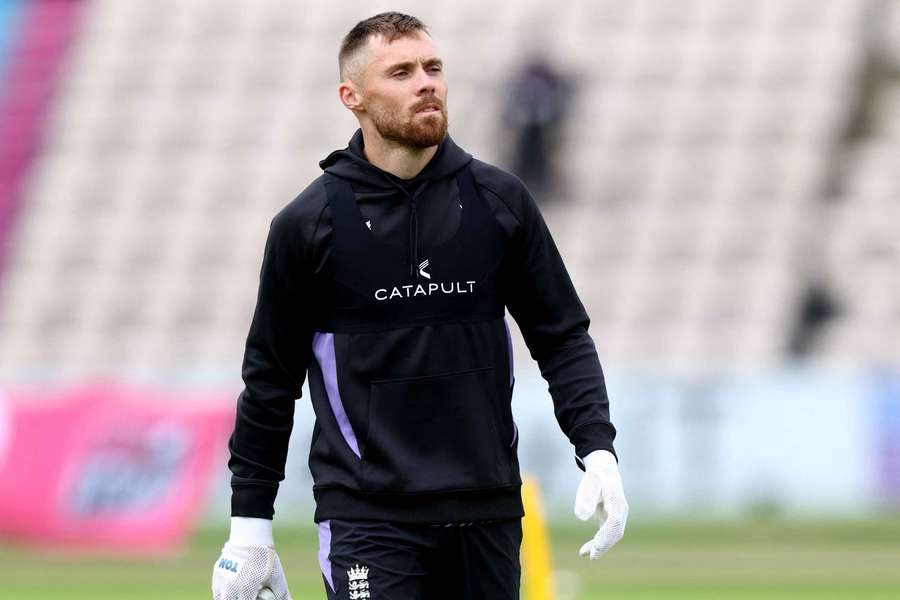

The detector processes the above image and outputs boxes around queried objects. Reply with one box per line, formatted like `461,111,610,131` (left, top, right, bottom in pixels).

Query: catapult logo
418,259,431,279
375,257,476,301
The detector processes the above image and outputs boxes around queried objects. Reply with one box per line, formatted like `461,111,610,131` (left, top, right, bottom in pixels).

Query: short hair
338,12,430,82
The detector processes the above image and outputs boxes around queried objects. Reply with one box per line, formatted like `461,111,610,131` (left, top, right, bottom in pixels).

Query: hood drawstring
408,181,429,279
409,200,418,278
379,177,430,279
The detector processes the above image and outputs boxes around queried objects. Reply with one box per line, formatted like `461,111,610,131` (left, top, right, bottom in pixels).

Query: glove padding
574,449,628,559
212,542,292,600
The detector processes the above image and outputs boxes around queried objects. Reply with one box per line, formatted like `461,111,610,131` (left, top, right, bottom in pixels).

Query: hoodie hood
319,129,473,279
319,128,473,188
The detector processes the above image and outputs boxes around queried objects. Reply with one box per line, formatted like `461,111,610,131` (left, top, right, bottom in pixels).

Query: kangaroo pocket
362,366,513,493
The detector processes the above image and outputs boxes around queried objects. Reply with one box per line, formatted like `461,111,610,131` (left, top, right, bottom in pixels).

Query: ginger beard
366,95,449,149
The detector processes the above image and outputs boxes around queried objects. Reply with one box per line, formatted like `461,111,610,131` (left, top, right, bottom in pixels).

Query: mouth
415,103,441,114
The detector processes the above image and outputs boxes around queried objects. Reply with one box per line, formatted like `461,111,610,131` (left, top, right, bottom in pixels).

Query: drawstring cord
407,182,428,278
378,175,430,279
408,201,417,278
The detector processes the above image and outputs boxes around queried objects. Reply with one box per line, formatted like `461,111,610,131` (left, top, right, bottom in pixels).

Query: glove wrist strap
583,449,618,473
228,516,274,547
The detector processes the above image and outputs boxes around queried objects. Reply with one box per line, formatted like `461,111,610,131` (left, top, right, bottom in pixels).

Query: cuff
568,420,617,471
231,481,279,519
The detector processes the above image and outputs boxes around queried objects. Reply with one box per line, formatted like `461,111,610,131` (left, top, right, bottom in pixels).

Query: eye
392,71,408,78
428,65,442,73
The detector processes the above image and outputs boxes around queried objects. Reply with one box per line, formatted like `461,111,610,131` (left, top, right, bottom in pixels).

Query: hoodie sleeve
228,205,316,519
494,180,617,466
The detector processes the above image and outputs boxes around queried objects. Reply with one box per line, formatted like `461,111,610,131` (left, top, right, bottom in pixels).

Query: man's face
355,31,448,148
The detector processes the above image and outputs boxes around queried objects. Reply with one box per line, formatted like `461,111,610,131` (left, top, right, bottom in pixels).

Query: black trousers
317,518,522,599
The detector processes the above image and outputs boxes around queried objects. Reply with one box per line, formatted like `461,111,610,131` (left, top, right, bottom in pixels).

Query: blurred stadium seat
0,0,898,381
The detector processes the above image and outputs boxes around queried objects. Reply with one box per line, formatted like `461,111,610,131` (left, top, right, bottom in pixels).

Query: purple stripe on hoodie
503,318,514,386
312,331,361,458
504,318,518,447
317,520,335,592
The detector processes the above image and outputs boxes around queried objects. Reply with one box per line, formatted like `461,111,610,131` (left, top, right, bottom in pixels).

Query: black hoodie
228,129,617,523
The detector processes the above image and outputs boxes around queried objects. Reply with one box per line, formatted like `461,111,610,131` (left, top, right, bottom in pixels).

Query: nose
415,68,436,95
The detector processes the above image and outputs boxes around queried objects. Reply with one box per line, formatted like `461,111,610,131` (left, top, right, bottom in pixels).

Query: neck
359,123,439,179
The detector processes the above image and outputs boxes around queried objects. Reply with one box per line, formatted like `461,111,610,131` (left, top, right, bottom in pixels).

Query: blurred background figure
0,0,899,599
785,278,841,358
503,55,571,199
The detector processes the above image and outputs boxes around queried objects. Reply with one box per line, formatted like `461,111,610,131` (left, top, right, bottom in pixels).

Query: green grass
3,518,900,599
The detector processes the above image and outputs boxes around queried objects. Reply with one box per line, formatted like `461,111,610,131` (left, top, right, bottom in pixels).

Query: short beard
370,101,448,149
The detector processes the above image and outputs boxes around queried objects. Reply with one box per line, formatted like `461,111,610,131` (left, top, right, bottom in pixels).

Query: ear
339,80,364,113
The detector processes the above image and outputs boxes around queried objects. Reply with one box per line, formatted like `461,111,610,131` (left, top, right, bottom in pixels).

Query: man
212,12,628,600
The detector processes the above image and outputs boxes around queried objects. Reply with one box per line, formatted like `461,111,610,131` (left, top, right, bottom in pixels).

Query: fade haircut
339,12,430,83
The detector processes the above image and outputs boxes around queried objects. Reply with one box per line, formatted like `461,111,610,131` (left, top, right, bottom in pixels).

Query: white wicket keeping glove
212,517,293,600
574,449,628,559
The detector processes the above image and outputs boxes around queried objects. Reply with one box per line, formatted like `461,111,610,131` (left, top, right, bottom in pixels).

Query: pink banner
0,382,233,552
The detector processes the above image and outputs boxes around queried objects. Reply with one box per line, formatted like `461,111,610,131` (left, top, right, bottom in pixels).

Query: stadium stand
0,0,895,381
818,0,900,365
